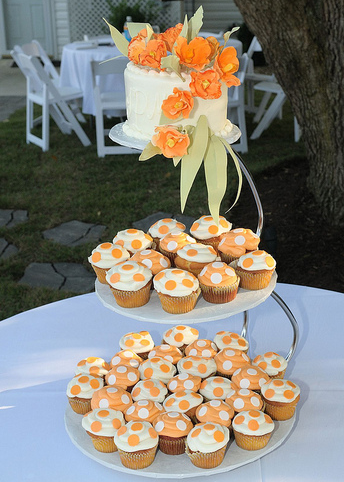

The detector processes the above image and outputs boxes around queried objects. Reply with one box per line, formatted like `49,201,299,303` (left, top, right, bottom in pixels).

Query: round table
1,283,343,481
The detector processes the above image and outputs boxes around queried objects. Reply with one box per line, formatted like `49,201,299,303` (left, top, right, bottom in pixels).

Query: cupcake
218,228,260,264
198,262,240,304
119,331,154,360
139,356,176,384
186,422,229,468
213,331,249,353
199,376,237,401
91,386,132,412
163,389,203,422
252,352,288,379
225,388,264,414
105,365,140,392
67,373,104,415
106,260,152,308
196,400,234,428
232,410,274,450
231,365,271,393
174,243,217,276
177,356,217,379
131,249,171,278
167,373,202,393
112,229,153,255
190,215,232,252
75,356,110,378
162,325,199,354
148,218,186,251
153,411,193,455
261,379,300,420
214,348,251,378
184,339,218,358
131,379,168,403
110,350,143,369
153,268,200,314
82,408,125,453
114,420,159,469
125,400,164,423
235,250,276,290
158,231,196,265
148,344,183,365
88,242,130,284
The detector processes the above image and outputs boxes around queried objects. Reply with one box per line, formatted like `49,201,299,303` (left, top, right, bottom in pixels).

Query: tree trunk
234,0,344,226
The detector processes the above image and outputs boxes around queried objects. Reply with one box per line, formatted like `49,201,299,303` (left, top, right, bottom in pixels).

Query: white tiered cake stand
65,123,299,478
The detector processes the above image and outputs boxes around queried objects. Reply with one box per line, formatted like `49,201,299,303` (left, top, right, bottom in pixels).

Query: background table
1,283,343,481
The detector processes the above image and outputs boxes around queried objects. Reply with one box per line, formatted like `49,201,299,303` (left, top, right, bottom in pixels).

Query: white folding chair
227,53,249,153
91,58,137,157
11,50,91,152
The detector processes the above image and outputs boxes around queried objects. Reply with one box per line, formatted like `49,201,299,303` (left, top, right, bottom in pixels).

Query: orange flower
214,47,241,88
152,126,190,158
206,36,220,61
174,36,212,71
139,39,167,69
189,69,222,99
161,88,194,120
128,35,146,64
157,23,183,51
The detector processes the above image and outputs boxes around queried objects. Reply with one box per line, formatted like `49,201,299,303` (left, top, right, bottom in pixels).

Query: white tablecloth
60,42,125,115
1,283,343,481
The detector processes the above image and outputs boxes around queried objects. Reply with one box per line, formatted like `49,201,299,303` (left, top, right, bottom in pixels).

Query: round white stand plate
65,405,295,479
95,271,277,324
109,123,242,152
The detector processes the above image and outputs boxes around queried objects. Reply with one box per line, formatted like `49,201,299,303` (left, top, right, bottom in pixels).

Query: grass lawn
0,101,306,320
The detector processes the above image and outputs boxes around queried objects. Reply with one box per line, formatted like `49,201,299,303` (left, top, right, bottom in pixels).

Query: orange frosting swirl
225,388,263,412
199,376,237,400
218,228,260,257
153,411,193,437
184,339,218,358
148,344,183,364
214,348,251,376
159,231,196,253
91,386,132,412
231,365,271,391
125,399,164,423
131,249,171,275
167,373,202,393
105,365,140,389
196,400,234,427
198,262,238,287
110,350,143,369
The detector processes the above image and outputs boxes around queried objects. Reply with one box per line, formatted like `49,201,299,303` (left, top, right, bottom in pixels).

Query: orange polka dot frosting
167,373,202,393
190,215,232,240
153,411,193,437
198,262,238,287
91,386,132,412
153,268,199,297
119,331,154,354
82,408,125,436
261,379,300,403
213,331,249,352
67,373,104,399
231,365,271,391
186,422,229,453
114,420,159,453
88,242,130,268
184,339,218,358
163,325,199,348
131,379,168,403
131,249,171,275
176,243,217,264
252,352,288,377
148,344,183,365
105,365,140,390
225,388,263,412
148,218,186,239
232,410,274,436
139,356,177,384
196,400,234,427
199,376,237,400
159,232,196,254
105,260,152,292
218,229,260,258
75,356,110,377
163,389,203,414
214,348,251,376
112,229,153,254
110,350,143,369
177,356,217,379
237,250,276,271
125,399,164,423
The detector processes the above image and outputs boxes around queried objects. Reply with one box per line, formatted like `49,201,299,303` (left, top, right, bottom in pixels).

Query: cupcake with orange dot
190,215,232,253
260,379,300,420
106,260,153,308
112,229,153,256
177,356,217,379
232,410,274,450
82,408,125,453
225,388,264,414
148,344,183,365
198,261,240,304
235,250,276,290
148,218,186,251
67,373,104,414
114,420,159,469
131,379,168,403
131,249,171,280
158,231,196,265
88,242,130,285
163,389,203,423
119,331,154,360
105,365,140,392
91,386,132,412
252,352,288,379
214,348,251,378
186,422,230,468
213,331,249,353
184,339,218,358
153,268,201,314
153,411,193,455
139,356,176,384
199,376,237,401
125,399,164,424
196,400,234,428
110,350,143,369
162,325,199,354
174,243,218,276
75,356,110,378
218,228,260,264
167,373,202,393
231,365,271,393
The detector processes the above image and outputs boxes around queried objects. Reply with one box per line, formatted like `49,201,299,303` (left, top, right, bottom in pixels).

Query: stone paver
133,212,195,233
43,220,106,247
0,237,18,260
0,209,28,228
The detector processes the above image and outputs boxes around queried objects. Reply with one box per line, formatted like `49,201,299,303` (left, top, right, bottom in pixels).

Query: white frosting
177,356,217,379
114,420,158,452
105,260,152,291
75,357,109,377
199,376,237,400
139,356,176,383
148,218,186,238
237,250,276,271
131,379,168,403
112,229,152,253
261,379,300,403
176,243,217,263
163,389,203,413
190,215,232,240
232,410,275,436
123,62,231,141
119,331,154,353
88,243,129,268
253,352,288,376
153,268,199,297
82,408,125,436
163,325,199,347
66,374,104,399
213,331,249,351
187,422,229,453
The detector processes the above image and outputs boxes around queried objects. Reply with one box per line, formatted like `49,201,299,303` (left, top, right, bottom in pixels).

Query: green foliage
106,0,163,32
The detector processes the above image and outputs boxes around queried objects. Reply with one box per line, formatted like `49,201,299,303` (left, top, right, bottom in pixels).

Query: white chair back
17,40,60,82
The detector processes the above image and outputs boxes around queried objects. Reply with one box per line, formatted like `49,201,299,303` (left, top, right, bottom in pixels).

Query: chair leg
49,105,72,134
57,100,91,147
253,92,272,123
42,96,50,151
95,111,106,157
250,93,286,140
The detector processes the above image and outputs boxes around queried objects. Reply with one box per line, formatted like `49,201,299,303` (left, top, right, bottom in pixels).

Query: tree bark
234,0,344,225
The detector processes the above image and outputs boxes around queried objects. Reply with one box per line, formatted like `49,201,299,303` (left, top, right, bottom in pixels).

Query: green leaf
127,22,151,39
139,142,161,161
160,55,185,81
204,135,228,225
218,137,243,212
173,157,182,166
103,18,129,57
159,110,176,125
180,115,209,212
188,6,204,40
223,27,240,47
179,15,189,40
